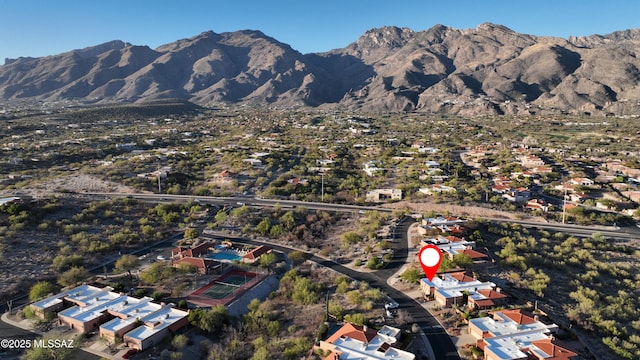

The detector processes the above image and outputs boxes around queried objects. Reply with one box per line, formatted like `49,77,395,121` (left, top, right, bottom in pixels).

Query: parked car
156,255,166,261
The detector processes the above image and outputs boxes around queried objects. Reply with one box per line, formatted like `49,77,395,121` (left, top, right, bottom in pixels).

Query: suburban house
317,323,415,360
212,170,235,185
519,155,545,168
242,158,262,167
287,178,309,185
526,199,550,212
468,309,575,360
366,188,402,202
502,188,531,203
420,272,505,309
468,289,508,310
363,161,384,176
569,177,595,187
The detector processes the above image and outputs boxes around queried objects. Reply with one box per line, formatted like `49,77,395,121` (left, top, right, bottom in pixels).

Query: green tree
400,268,423,283
29,281,57,302
172,334,189,350
344,313,366,326
259,252,278,267
184,227,199,239
256,217,271,236
188,305,229,334
114,254,139,279
58,267,91,287
288,251,308,265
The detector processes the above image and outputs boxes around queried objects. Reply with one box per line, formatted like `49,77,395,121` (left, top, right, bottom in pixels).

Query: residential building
242,245,272,264
468,309,575,360
569,177,594,186
171,241,215,260
172,257,221,274
31,284,189,351
502,188,531,203
212,170,235,185
519,155,545,168
318,323,415,360
526,199,550,212
122,305,189,351
363,161,383,176
420,273,498,308
366,189,402,202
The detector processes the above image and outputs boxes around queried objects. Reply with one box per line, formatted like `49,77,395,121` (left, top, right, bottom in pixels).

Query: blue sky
2,0,639,62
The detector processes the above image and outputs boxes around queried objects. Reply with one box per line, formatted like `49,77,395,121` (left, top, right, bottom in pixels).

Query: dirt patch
382,200,546,222
18,173,143,199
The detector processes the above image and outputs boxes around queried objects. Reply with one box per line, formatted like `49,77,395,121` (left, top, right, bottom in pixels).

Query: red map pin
418,244,443,282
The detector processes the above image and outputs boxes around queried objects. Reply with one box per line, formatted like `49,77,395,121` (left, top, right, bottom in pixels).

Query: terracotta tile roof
473,299,498,308
529,339,577,359
500,309,536,325
448,272,476,283
243,245,271,260
461,248,488,259
476,289,508,300
325,323,378,344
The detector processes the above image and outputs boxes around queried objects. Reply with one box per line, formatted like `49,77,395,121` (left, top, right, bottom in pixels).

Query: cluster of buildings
30,284,188,351
171,241,272,274
417,216,488,262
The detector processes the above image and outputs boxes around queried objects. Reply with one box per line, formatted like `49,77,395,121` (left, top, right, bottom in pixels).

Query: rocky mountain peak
356,26,415,49
1,24,640,116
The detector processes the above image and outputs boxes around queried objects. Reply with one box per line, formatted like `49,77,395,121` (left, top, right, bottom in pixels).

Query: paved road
98,192,640,241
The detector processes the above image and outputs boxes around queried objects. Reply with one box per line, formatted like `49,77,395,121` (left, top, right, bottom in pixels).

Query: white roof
32,284,107,311
328,330,415,360
100,297,161,333
422,276,495,300
124,305,188,341
470,311,561,360
470,312,551,336
484,332,550,360
59,292,124,323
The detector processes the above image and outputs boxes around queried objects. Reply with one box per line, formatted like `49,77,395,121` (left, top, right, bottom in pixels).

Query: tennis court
199,273,256,299
189,269,260,306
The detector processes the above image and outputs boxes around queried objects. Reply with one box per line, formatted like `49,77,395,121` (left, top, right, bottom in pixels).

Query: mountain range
2,23,640,116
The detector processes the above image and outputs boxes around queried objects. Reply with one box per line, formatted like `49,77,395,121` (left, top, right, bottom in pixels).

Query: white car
156,255,166,261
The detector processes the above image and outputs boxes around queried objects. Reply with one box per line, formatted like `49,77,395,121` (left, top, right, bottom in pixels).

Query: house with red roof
171,242,214,260
318,323,415,360
173,257,220,275
468,309,577,360
242,245,272,264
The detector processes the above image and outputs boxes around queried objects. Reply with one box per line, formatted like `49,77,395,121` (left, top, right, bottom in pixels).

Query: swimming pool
208,252,242,262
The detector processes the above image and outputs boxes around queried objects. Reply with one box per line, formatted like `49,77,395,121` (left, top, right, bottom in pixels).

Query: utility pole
562,188,567,224
157,162,162,194
321,172,324,202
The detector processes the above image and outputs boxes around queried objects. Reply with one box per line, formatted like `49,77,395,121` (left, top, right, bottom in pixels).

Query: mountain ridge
2,23,640,115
